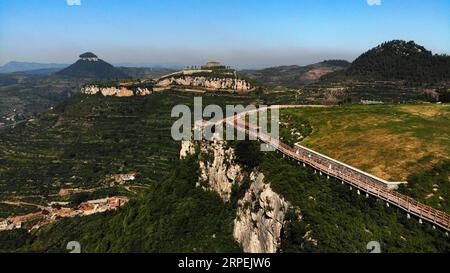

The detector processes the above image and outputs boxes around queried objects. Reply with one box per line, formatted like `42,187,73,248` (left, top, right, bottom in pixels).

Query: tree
235,141,262,169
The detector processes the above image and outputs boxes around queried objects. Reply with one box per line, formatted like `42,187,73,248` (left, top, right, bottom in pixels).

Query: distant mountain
56,52,127,79
0,61,67,74
23,68,65,76
345,40,450,83
241,60,350,87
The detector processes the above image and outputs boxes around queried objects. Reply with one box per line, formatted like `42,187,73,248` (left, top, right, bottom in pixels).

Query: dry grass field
281,104,450,181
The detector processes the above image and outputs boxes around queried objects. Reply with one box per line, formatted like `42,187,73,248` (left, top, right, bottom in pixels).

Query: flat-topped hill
155,66,256,92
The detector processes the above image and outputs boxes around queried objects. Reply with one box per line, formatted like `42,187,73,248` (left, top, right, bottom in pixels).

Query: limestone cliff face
156,76,253,92
180,140,244,201
180,140,196,159
180,140,293,253
234,172,290,253
81,85,151,97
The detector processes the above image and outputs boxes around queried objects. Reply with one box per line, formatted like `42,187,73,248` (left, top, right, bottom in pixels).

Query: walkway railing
228,116,450,232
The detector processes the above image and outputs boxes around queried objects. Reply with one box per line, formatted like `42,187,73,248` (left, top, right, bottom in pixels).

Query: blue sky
0,0,449,68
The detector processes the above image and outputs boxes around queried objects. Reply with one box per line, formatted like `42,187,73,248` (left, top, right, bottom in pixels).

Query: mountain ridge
345,40,450,82
240,60,350,87
0,61,68,74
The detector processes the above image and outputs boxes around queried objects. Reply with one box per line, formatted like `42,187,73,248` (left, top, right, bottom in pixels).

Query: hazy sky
0,0,449,68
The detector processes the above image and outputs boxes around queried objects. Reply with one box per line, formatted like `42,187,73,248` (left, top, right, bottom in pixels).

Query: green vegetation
279,112,312,147
9,156,240,253
56,59,127,79
240,60,350,88
4,147,448,253
0,91,256,218
0,68,178,129
67,187,121,208
260,151,449,253
0,74,88,128
250,40,450,104
0,93,180,200
234,140,262,169
0,203,40,219
0,229,35,252
346,40,450,83
0,89,448,253
399,160,450,214
156,132,448,253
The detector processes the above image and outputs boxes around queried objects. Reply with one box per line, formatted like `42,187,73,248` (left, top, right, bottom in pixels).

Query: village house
1,196,129,232
78,196,128,215
112,172,139,183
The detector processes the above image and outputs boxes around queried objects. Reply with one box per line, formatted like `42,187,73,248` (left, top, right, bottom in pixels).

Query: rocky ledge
81,85,152,97
156,75,254,92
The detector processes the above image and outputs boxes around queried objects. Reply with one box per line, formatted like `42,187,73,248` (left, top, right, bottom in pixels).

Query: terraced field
0,91,256,216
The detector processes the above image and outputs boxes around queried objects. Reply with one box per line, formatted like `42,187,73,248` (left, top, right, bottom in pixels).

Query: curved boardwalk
220,106,450,232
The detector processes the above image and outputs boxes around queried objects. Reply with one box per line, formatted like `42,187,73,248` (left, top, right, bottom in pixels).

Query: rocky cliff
233,171,290,253
81,85,151,97
180,139,294,253
156,76,254,92
180,140,244,201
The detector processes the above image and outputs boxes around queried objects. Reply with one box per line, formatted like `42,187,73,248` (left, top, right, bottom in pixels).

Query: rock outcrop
81,85,151,97
181,140,244,201
233,172,290,253
156,76,254,92
180,139,294,253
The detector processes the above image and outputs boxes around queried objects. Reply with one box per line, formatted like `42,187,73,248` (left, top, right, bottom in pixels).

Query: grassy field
280,104,450,182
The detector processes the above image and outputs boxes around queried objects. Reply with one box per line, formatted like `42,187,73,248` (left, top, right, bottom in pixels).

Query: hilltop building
201,61,226,69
